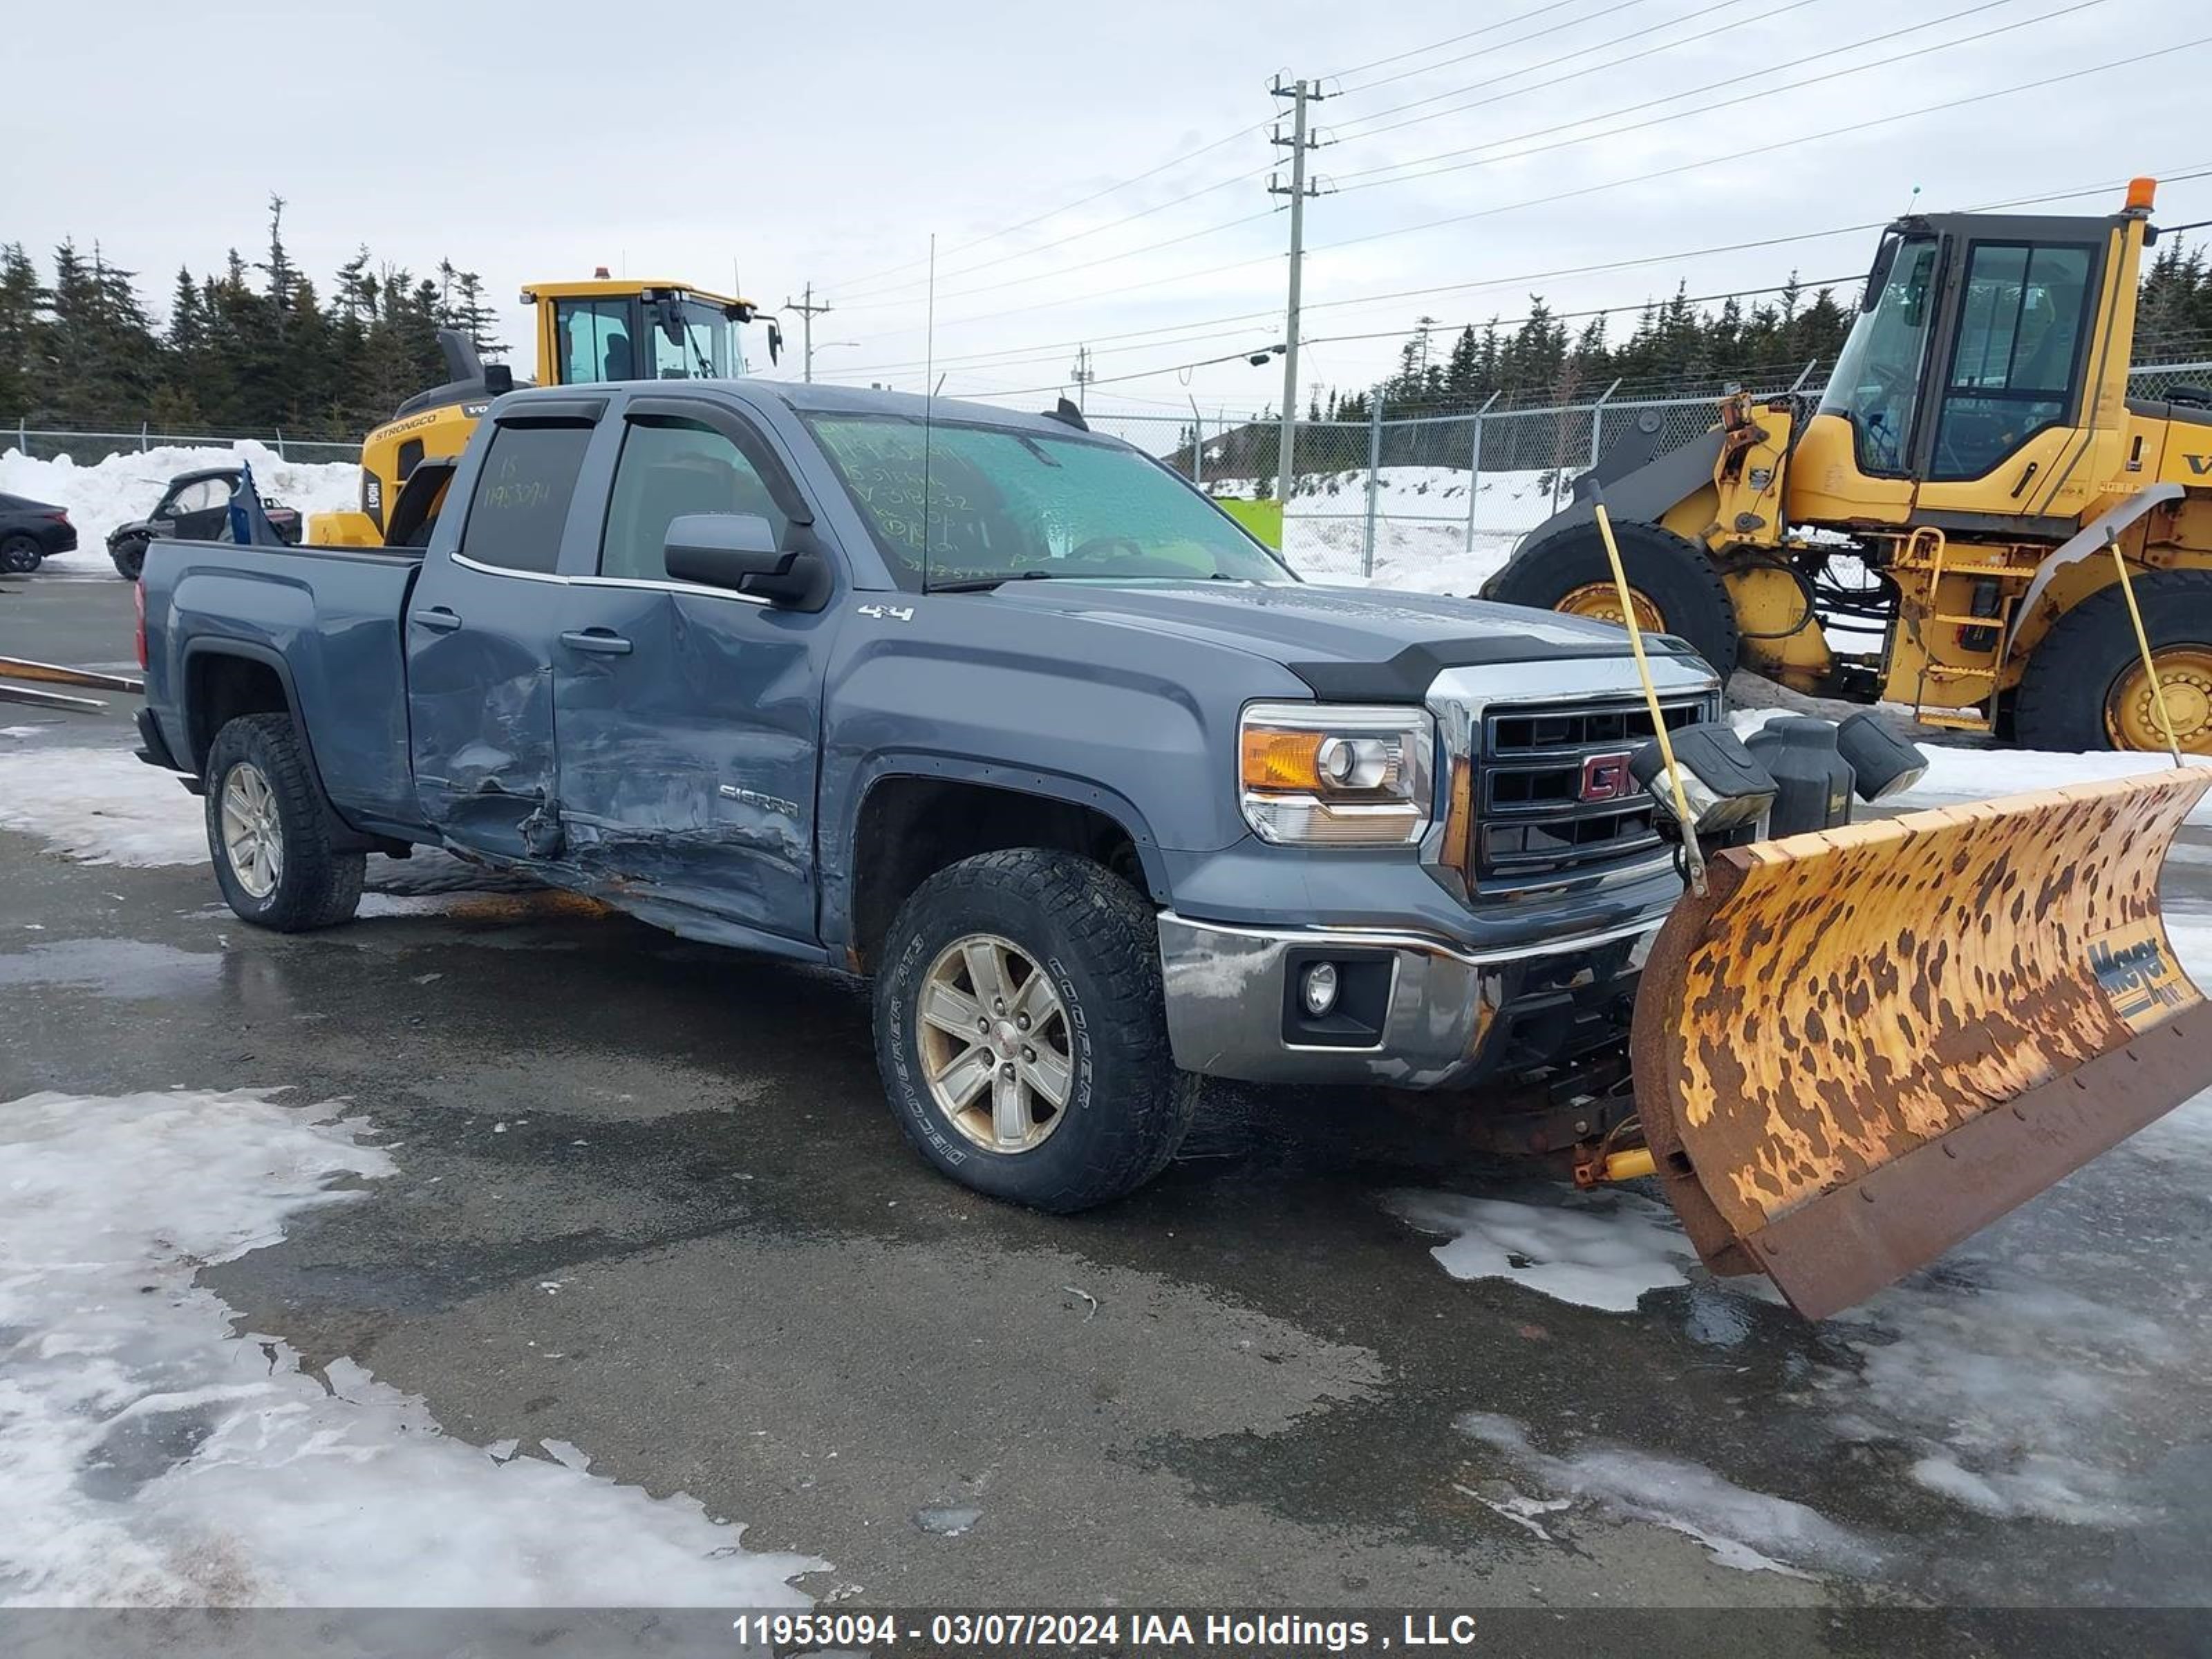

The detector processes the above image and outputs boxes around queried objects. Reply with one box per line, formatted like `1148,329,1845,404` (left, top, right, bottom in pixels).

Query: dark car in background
107,466,301,578
0,493,77,573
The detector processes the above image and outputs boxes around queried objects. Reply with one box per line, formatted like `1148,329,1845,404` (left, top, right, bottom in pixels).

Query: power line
1337,0,2092,194
1327,0,1809,140
1322,0,1613,84
821,121,1268,294
1313,34,2212,252
1333,0,1663,96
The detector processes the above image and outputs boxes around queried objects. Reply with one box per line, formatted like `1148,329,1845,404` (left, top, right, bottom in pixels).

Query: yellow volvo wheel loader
309,277,782,549
1488,178,2212,751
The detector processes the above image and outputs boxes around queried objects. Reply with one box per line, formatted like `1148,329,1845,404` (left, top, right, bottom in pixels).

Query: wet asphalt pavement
3,572,2209,1642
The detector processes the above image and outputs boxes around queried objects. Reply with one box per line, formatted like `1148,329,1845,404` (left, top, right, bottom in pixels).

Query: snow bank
0,1087,822,1605
1208,465,1555,584
0,443,356,572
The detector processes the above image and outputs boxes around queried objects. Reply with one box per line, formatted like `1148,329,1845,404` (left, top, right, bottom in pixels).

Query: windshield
1821,234,1940,474
805,414,1292,590
654,299,744,379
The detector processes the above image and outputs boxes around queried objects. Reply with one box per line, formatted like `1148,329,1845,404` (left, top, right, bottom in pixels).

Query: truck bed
140,537,430,838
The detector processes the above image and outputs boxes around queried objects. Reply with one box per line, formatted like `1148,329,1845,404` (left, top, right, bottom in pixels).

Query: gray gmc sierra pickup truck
135,379,1719,1210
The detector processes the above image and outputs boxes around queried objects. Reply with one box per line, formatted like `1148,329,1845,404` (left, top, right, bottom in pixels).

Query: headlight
1239,701,1434,846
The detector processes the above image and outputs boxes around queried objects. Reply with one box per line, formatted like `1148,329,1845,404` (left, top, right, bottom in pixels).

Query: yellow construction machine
1488,178,2212,751
310,276,781,549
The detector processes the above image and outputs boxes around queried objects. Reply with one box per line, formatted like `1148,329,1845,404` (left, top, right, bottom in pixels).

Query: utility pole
1268,76,1325,510
782,282,834,382
1069,345,1096,412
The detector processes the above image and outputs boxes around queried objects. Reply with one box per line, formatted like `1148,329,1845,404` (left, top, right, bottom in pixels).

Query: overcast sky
6,0,2208,425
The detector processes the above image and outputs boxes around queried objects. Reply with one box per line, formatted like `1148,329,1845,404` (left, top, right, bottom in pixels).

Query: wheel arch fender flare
180,639,382,852
824,752,1172,955
2012,482,2187,649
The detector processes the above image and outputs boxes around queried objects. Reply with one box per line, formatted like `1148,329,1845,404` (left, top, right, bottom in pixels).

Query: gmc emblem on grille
1580,751,1635,803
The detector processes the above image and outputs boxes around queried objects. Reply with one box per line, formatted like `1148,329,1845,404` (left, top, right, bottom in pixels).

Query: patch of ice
1387,1188,1694,1311
914,1505,982,1537
1458,1413,1878,1579
0,1087,821,1606
0,744,205,866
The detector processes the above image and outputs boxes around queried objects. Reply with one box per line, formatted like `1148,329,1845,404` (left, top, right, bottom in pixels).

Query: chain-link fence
3,422,362,467
1087,358,2212,584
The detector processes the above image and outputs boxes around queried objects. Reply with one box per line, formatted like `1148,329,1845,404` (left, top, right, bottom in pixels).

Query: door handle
559,628,632,656
410,607,462,632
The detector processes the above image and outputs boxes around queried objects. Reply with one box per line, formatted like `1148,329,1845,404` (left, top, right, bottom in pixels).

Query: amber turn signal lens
1241,727,1324,792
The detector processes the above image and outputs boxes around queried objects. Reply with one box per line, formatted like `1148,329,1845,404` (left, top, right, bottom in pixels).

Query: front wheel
2014,571,2212,753
874,848,1200,1211
204,713,365,930
111,537,148,580
1,534,44,574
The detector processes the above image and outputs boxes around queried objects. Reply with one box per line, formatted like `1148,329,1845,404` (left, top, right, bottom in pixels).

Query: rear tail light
133,576,147,670
42,509,68,523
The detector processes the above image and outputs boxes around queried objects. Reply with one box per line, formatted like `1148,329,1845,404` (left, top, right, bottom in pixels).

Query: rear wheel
1485,518,1740,675
873,848,1199,1211
1,534,44,574
2014,572,2212,753
205,713,365,930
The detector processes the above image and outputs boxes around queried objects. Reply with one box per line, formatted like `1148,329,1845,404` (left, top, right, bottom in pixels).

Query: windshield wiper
925,569,1070,594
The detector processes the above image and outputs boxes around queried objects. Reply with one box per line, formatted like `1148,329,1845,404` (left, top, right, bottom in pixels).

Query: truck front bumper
1156,911,1660,1090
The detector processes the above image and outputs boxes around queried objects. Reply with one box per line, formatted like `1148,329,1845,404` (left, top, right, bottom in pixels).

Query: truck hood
985,579,1696,700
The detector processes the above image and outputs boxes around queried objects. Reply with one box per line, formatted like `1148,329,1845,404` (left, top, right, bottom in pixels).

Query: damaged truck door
405,408,585,860
550,402,830,944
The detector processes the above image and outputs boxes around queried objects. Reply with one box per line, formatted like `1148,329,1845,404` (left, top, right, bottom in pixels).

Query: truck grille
1474,691,1718,885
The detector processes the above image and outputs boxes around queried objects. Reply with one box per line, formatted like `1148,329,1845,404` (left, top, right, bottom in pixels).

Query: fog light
1301,961,1340,1017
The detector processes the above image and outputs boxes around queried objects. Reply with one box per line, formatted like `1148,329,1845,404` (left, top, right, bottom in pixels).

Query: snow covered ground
0,444,357,577
1212,464,1553,590
0,1087,821,1605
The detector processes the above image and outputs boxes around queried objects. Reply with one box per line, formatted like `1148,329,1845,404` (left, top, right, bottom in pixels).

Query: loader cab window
1823,234,1940,475
651,300,744,381
1928,241,2094,481
556,298,639,385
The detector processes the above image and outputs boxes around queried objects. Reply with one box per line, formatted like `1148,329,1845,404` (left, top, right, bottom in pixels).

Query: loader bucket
1631,767,2212,1319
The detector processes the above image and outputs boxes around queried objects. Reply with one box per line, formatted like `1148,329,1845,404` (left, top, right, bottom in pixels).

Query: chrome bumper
1155,910,1662,1089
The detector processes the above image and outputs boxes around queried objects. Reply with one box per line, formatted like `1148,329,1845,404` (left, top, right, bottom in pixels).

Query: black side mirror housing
663,512,823,607
765,321,783,367
485,362,514,395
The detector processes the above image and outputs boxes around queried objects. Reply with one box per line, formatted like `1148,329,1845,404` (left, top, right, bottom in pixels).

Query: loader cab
524,280,780,388
1812,205,2143,523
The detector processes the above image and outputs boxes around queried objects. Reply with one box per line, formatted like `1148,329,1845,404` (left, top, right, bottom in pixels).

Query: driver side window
1929,242,2092,482
599,416,787,582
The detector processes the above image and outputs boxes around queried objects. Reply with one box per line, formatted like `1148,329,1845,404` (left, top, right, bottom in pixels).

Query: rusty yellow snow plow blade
1631,768,2212,1320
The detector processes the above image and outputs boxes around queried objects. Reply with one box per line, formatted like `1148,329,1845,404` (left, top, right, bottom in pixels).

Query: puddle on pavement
0,937,219,997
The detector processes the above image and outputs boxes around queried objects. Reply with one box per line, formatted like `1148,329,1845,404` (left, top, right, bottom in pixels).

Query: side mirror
664,512,794,591
765,321,783,367
485,362,514,395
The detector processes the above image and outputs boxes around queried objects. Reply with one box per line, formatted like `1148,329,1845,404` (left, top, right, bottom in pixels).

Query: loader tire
874,848,1200,1212
205,713,365,931
2014,571,2212,754
1484,519,1740,677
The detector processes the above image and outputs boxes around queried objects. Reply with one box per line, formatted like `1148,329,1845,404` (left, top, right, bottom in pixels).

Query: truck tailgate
142,539,429,836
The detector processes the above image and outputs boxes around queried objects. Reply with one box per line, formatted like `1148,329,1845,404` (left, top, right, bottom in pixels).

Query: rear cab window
459,424,593,573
